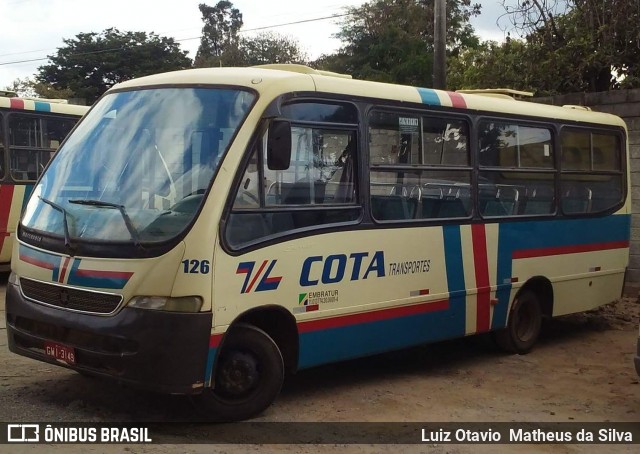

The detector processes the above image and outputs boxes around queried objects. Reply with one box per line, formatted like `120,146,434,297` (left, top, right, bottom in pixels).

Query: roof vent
254,64,352,79
562,105,591,111
456,88,533,100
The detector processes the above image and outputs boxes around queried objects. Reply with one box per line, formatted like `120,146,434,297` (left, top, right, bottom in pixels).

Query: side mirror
267,120,291,171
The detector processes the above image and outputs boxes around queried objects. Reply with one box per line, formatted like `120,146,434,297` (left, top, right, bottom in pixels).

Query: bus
0,91,88,270
5,65,630,421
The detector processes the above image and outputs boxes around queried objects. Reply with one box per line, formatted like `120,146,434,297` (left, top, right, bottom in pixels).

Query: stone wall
533,90,640,293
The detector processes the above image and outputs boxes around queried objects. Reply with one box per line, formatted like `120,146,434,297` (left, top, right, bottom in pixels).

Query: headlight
8,272,18,285
127,295,203,312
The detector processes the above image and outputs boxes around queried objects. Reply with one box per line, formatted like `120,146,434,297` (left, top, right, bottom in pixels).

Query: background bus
0,91,88,269
5,66,630,421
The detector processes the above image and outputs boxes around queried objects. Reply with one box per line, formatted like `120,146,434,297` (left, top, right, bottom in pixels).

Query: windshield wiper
69,199,141,247
38,196,74,252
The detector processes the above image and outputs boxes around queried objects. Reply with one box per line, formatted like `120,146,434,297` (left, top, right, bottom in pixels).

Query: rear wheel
193,324,284,421
494,290,542,354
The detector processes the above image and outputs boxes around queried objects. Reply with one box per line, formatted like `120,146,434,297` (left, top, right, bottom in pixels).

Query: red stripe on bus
512,241,629,259
245,260,267,293
9,99,25,110
74,269,134,279
471,224,491,333
0,185,16,253
297,299,449,334
447,91,467,108
19,254,55,270
59,256,72,283
209,334,223,348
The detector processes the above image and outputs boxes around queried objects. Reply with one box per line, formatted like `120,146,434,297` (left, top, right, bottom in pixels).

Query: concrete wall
533,90,640,294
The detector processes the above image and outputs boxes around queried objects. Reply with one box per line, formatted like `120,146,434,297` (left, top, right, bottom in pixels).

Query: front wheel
193,324,284,422
494,290,542,354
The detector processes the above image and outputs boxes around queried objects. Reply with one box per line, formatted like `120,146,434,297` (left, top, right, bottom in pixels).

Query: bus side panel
492,214,630,326
0,184,33,265
213,213,629,372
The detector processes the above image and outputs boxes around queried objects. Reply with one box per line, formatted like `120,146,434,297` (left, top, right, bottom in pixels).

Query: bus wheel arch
494,276,553,354
195,323,285,421
230,305,299,374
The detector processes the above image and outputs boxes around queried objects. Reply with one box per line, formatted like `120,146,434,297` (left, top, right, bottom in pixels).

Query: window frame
222,97,364,252
6,111,80,183
221,92,629,255
476,117,558,219
367,106,473,224
558,125,626,216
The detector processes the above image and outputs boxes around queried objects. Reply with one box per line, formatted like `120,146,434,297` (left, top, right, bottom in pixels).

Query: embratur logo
299,293,308,305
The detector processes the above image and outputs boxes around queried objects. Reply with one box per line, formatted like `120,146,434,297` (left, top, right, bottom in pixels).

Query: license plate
44,341,76,365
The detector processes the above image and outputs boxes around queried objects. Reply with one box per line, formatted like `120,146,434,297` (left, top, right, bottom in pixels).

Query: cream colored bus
5,66,629,421
0,91,88,270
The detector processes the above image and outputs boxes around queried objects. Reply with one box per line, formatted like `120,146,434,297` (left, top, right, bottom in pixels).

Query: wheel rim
514,299,537,342
216,351,261,399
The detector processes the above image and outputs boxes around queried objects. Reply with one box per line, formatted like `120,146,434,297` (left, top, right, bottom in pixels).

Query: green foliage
194,1,243,67
9,79,74,100
486,0,640,94
313,0,480,87
239,32,308,66
194,1,306,68
36,28,191,104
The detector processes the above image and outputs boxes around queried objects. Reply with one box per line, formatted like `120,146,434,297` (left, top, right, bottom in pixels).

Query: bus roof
0,96,89,116
110,66,627,129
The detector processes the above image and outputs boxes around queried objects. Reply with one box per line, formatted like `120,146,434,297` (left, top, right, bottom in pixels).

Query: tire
494,290,542,354
193,324,284,422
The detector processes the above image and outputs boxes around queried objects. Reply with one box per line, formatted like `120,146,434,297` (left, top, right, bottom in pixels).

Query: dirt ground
1,275,639,453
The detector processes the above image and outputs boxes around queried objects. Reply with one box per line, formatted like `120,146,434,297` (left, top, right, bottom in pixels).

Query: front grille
19,278,123,315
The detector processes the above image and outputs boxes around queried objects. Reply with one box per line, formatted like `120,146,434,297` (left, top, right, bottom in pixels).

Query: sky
0,0,511,89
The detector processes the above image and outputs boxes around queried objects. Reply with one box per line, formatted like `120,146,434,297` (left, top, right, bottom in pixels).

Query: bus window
225,101,361,249
369,110,471,221
561,129,623,214
8,114,79,182
479,121,555,217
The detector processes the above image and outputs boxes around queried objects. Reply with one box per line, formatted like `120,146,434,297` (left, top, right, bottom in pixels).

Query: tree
194,1,243,67
4,77,73,99
313,0,481,87
239,32,308,66
37,28,191,104
499,0,640,92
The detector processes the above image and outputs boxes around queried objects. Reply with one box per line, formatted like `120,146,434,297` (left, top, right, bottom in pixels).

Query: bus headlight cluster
127,296,203,312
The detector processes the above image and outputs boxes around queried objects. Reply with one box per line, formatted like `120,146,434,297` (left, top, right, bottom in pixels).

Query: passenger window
478,121,555,217
560,129,623,214
369,111,471,221
423,118,469,166
9,114,46,181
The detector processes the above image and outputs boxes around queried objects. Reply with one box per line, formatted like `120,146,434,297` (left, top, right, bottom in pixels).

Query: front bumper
5,281,213,395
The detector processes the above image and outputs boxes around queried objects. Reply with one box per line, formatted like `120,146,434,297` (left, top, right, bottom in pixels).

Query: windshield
21,87,255,248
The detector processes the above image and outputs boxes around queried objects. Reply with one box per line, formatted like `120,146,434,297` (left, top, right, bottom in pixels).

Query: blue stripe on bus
21,184,34,213
296,226,470,369
33,101,51,112
491,214,630,329
442,224,467,332
416,87,441,106
204,348,217,386
297,305,459,369
295,215,629,369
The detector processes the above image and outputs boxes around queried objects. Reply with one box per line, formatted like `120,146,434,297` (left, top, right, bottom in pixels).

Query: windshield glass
21,87,255,245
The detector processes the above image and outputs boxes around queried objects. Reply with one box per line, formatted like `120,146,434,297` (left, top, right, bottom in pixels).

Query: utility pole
433,0,446,89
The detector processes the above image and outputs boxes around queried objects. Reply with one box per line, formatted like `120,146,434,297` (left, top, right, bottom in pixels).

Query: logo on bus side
299,251,385,287
236,260,283,293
